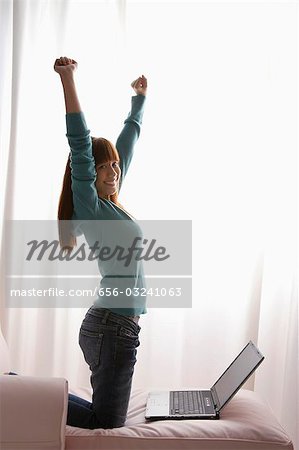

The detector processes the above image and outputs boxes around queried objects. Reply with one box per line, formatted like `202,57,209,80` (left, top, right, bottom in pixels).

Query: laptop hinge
211,386,220,412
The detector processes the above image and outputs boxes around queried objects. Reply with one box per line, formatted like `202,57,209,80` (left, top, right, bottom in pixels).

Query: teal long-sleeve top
65,94,147,316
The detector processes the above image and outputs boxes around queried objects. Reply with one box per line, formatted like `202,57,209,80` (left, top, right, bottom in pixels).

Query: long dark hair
58,137,121,253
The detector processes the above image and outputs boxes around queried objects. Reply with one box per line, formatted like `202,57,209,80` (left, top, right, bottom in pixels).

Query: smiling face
91,137,121,200
95,160,121,199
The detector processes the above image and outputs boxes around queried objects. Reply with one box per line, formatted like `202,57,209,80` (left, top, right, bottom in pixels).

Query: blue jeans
67,306,141,429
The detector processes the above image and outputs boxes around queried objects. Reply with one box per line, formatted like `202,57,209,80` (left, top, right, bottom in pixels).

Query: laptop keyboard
170,390,215,415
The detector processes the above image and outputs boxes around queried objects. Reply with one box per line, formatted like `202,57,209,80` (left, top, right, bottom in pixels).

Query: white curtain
0,1,297,448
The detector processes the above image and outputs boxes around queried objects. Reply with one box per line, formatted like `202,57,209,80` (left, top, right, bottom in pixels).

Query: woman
54,56,147,429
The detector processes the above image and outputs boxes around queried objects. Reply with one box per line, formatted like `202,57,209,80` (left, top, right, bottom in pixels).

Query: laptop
145,341,264,420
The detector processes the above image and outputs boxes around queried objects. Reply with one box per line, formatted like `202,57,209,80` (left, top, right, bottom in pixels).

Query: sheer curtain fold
256,252,298,443
1,0,14,331
0,2,297,449
0,0,70,336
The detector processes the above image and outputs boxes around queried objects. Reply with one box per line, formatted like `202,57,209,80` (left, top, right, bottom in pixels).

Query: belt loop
101,309,110,324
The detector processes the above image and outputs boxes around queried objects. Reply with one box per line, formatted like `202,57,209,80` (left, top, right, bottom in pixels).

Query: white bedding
65,388,293,450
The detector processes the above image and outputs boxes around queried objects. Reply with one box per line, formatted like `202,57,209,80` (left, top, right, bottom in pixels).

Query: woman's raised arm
115,75,147,190
54,57,81,113
55,56,100,220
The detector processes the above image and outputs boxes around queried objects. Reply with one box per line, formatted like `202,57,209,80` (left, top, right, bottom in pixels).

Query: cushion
0,375,68,450
65,388,293,450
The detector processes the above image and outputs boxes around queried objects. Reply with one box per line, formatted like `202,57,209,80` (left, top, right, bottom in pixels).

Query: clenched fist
131,75,147,96
54,57,78,76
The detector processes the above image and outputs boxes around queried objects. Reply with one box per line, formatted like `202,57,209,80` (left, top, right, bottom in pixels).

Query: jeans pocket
79,328,104,370
117,326,140,348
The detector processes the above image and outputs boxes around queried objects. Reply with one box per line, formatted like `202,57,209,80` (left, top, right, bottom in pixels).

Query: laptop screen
212,341,264,411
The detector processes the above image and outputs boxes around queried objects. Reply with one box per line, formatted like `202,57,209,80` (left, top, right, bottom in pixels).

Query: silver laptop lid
211,341,264,412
